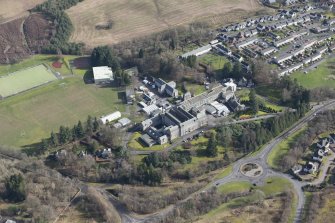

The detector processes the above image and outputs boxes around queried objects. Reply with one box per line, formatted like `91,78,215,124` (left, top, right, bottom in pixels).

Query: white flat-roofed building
93,66,114,85
118,117,132,127
181,44,212,58
100,111,121,124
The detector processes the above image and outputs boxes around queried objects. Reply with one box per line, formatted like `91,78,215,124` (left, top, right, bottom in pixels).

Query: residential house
273,53,293,65
292,164,302,174
260,47,277,56
304,162,319,174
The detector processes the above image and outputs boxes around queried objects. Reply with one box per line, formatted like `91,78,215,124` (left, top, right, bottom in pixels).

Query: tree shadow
83,70,94,84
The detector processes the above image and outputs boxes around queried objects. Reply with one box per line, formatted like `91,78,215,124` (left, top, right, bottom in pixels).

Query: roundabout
240,162,263,178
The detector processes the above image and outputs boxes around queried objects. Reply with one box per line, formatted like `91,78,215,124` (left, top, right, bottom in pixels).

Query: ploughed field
67,0,262,47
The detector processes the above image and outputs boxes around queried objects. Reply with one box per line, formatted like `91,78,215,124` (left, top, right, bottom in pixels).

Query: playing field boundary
0,64,58,99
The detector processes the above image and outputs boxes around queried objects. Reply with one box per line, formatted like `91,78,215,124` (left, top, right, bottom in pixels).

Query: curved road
212,100,335,223
107,100,335,223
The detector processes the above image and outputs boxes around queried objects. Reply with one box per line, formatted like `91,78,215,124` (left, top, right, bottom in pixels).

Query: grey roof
261,47,276,55
165,84,177,95
155,78,167,87
140,134,155,147
181,45,212,58
118,117,131,126
204,105,217,114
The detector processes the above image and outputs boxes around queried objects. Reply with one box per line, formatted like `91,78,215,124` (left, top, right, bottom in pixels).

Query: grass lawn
214,165,233,179
315,192,335,223
291,57,335,89
200,176,297,223
255,85,281,103
257,177,293,196
0,64,57,98
127,132,169,151
197,185,286,223
198,52,228,71
218,181,252,194
267,127,307,169
0,77,126,147
176,82,206,96
257,96,284,112
0,54,89,77
186,83,206,96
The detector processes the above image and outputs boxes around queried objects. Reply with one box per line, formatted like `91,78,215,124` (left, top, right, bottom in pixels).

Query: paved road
212,100,335,223
122,100,335,223
310,151,335,186
4,101,333,223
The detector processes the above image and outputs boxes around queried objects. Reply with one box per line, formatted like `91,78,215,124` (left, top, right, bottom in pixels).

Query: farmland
0,0,44,23
67,0,263,47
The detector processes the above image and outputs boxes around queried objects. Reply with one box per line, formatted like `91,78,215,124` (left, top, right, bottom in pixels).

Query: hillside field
0,0,44,23
67,0,263,47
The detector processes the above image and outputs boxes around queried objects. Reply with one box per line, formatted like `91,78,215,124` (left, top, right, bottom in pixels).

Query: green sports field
0,65,57,98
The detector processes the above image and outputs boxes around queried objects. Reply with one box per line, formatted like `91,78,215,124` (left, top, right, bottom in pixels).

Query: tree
206,133,218,157
5,174,26,202
232,62,243,80
76,121,84,138
139,49,144,58
91,46,120,70
221,62,232,79
185,55,197,68
251,60,276,85
223,150,230,163
86,115,93,135
50,131,58,146
59,126,71,144
40,139,49,151
93,117,100,132
249,89,259,115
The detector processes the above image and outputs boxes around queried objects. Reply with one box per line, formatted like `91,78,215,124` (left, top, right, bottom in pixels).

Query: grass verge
267,127,307,169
